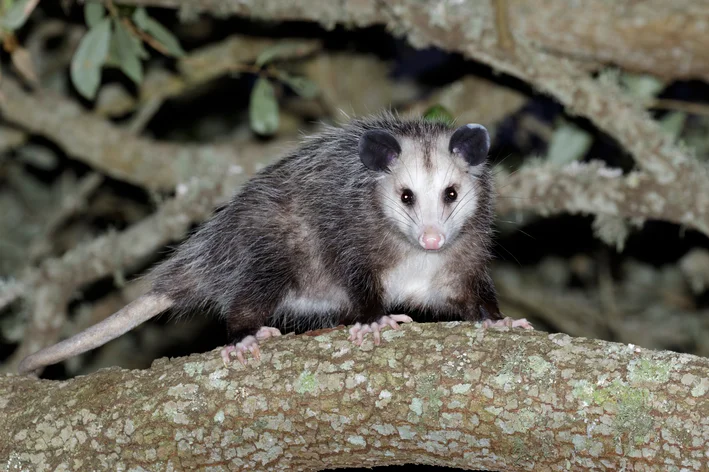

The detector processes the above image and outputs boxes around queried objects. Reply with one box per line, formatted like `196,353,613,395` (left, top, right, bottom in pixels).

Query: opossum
17,113,532,375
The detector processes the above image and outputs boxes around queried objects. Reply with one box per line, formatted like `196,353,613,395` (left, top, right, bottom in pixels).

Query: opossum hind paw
221,327,282,366
482,317,534,330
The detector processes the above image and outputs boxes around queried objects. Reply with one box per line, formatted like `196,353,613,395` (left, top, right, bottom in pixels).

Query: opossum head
359,123,491,252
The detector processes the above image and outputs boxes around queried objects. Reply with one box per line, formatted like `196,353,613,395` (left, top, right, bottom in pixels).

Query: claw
371,321,382,345
349,314,413,346
482,317,534,330
221,345,236,366
235,348,246,366
221,326,282,366
349,322,373,346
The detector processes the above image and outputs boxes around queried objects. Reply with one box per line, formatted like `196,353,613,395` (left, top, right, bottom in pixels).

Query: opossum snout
419,227,446,250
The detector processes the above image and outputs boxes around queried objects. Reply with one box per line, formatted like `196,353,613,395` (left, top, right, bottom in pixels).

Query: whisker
398,159,423,223
492,241,522,267
440,159,455,221
381,195,418,226
493,166,530,194
389,173,422,225
445,184,478,224
492,152,514,169
496,220,537,241
447,176,483,222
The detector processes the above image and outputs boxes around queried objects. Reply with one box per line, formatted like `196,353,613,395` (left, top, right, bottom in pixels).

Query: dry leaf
11,46,38,85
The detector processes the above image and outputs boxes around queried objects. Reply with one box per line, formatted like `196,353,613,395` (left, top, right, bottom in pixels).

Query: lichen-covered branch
0,77,267,191
495,161,709,236
28,172,104,262
494,263,709,354
177,35,321,83
2,323,708,471
10,284,68,373
405,75,527,130
115,0,709,82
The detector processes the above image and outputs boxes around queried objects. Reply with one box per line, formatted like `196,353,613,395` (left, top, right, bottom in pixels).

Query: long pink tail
18,293,173,374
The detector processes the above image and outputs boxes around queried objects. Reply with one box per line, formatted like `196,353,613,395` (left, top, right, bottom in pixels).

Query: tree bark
0,78,284,192
114,0,709,82
3,323,708,471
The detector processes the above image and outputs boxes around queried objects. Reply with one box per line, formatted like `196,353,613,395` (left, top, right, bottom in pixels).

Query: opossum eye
449,124,490,167
444,187,457,203
401,189,415,205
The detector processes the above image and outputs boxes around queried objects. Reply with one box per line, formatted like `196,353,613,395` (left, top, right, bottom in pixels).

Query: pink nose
419,231,445,250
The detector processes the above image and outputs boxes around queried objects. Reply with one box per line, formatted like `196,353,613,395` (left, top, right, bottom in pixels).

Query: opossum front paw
348,314,413,346
482,317,534,330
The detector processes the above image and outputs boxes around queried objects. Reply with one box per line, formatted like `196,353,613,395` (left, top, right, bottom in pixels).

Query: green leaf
1,0,37,31
249,77,279,136
113,19,149,60
112,19,143,84
621,73,665,100
132,7,149,30
423,105,455,125
659,111,687,138
278,73,318,99
133,8,184,57
547,121,593,166
132,33,149,60
70,18,112,100
84,1,105,29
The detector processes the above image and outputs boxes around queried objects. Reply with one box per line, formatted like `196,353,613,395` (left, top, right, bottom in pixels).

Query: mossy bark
3,322,708,471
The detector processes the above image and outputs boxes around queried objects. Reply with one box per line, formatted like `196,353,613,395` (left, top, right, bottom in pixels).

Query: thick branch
2,323,708,471
495,161,709,236
114,0,709,81
0,78,262,191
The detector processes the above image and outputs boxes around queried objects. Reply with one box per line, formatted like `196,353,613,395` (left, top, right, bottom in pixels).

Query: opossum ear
449,124,490,167
359,130,401,171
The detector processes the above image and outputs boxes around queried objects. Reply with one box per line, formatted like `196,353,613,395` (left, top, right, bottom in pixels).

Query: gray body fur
18,113,501,374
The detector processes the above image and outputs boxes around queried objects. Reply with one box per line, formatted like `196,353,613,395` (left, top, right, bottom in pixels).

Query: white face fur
375,130,486,252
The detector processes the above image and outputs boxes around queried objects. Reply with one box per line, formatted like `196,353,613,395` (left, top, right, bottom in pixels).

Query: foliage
422,104,455,125
71,3,184,100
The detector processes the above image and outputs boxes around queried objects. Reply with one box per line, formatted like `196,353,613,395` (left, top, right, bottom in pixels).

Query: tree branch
0,77,270,191
2,323,708,471
113,0,709,82
98,34,321,117
495,161,709,236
